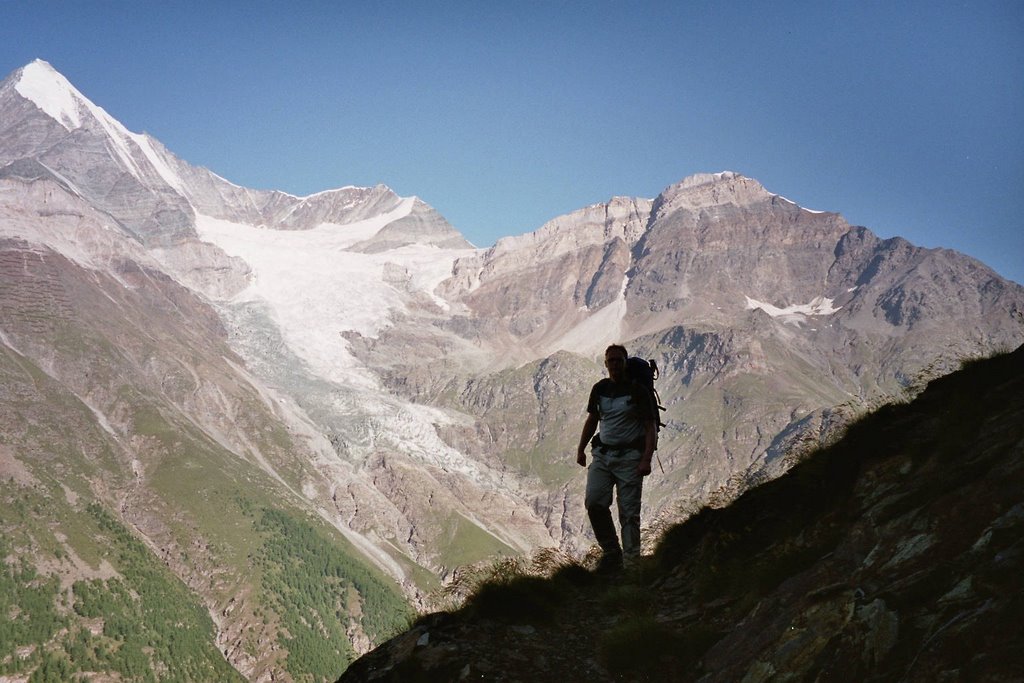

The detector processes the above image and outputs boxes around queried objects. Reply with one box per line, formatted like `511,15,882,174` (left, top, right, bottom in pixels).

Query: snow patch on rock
745,295,842,326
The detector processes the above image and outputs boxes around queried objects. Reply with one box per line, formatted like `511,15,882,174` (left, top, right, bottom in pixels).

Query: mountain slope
338,345,1024,682
0,61,554,680
0,191,413,680
0,57,547,572
2,58,1023,681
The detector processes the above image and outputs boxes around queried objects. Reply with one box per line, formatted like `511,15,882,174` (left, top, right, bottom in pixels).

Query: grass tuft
597,615,720,677
465,575,564,623
598,583,652,616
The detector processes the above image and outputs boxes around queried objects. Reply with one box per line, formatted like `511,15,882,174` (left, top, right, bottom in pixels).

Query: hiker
576,344,657,572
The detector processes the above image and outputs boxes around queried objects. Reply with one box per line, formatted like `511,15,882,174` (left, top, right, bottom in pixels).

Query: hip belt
591,434,644,456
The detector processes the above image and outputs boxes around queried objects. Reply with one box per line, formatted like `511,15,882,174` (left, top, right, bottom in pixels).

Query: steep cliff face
338,346,1024,683
435,195,653,360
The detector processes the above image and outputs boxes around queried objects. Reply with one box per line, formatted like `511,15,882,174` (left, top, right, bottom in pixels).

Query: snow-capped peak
14,60,187,195
14,60,88,130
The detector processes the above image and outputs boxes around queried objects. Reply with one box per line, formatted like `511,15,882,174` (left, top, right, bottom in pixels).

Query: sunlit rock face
2,60,1023,681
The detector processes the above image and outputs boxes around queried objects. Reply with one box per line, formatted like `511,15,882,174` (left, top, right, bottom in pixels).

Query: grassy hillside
0,493,244,682
0,340,413,682
0,475,414,682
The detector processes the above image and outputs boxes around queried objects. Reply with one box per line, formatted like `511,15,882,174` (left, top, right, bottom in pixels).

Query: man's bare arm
576,413,599,466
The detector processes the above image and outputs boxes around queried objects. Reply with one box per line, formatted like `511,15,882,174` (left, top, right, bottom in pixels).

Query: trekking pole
656,454,665,474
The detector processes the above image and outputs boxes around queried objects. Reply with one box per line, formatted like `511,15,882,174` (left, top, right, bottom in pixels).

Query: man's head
604,344,628,382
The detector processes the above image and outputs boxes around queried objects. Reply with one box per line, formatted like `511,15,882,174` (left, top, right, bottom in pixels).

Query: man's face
604,350,627,382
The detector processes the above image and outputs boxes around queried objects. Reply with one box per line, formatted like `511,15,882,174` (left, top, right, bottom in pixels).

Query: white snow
128,133,187,195
15,61,85,129
195,205,504,487
774,194,826,214
15,60,187,196
195,200,478,387
745,295,841,325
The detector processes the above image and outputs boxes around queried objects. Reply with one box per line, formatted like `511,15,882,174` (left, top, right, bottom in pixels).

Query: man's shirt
586,378,654,448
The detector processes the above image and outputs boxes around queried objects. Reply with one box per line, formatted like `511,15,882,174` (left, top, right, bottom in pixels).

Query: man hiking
576,344,657,573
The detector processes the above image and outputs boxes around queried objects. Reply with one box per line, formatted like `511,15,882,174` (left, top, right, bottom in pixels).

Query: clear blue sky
3,1,1022,284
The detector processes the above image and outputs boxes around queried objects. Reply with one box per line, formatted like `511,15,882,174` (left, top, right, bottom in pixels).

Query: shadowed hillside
338,345,1024,682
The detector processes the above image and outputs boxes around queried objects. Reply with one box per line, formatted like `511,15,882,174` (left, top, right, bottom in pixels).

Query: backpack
625,356,666,450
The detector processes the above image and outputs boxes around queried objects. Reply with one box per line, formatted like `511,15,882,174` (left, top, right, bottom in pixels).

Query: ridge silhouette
339,345,1024,682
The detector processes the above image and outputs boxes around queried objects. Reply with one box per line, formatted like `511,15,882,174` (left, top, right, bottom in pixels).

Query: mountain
370,170,1024,516
338,345,1024,682
1,59,1022,681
